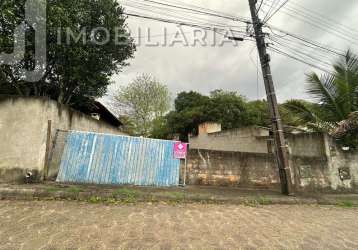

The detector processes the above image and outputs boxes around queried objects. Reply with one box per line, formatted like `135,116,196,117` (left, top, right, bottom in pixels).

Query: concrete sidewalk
0,182,357,206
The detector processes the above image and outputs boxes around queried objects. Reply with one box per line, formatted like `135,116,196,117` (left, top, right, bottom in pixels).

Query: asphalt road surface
1,201,358,250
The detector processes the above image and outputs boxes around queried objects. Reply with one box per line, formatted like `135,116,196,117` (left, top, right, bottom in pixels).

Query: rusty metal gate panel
56,131,180,186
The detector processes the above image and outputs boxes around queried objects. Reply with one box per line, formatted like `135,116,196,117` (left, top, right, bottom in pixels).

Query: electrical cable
123,11,250,40
265,25,345,57
137,0,251,23
262,0,279,23
256,0,265,15
268,36,334,67
268,46,335,75
263,0,358,44
263,0,289,23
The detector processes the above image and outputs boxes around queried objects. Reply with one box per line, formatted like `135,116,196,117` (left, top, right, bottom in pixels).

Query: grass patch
165,192,185,201
113,188,139,197
104,197,117,205
88,194,138,205
67,186,83,193
338,200,354,208
88,196,102,204
257,196,273,205
244,199,259,207
112,188,139,203
245,196,272,207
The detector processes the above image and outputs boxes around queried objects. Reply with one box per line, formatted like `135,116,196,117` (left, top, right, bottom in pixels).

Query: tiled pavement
1,201,358,250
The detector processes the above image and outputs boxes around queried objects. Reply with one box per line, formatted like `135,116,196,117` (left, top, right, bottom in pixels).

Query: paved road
1,201,358,250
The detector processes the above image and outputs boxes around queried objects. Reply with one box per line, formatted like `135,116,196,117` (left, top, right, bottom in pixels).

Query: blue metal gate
56,131,180,186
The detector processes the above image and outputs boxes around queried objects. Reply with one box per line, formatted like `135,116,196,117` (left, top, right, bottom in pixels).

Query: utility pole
248,0,293,195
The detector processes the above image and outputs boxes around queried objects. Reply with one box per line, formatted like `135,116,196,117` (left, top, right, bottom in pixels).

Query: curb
0,187,321,205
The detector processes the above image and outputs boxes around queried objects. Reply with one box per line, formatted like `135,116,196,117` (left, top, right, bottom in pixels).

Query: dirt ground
1,201,358,250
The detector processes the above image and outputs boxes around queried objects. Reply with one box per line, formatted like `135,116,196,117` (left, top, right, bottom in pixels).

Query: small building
189,122,311,154
88,101,123,128
0,96,126,183
189,122,272,154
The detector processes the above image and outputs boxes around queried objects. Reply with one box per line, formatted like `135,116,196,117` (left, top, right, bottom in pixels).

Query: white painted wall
0,96,125,182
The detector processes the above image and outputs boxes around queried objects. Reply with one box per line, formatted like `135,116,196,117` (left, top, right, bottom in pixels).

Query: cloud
109,0,358,103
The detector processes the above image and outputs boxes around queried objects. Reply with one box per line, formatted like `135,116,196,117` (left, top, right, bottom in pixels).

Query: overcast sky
108,0,358,103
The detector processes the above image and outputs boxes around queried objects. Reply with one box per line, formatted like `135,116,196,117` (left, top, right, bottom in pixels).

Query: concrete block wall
288,133,358,192
185,135,358,193
186,149,280,188
189,127,270,154
286,133,326,157
0,96,125,183
325,135,358,191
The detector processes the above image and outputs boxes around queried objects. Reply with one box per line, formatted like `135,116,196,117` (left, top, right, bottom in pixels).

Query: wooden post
183,157,187,186
43,120,52,181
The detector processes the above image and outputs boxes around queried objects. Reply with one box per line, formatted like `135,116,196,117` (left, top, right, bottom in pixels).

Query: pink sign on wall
173,142,188,159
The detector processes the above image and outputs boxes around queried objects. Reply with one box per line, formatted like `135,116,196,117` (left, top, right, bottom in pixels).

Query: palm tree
283,50,358,147
331,111,358,146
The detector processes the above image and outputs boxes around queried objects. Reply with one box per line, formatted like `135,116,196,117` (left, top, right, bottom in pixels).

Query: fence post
43,120,52,181
183,157,187,186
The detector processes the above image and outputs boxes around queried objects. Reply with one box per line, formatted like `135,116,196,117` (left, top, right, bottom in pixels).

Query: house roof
92,101,122,127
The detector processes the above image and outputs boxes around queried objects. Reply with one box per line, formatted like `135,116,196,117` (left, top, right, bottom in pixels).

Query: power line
131,31,193,39
262,0,279,23
270,44,334,73
137,0,251,23
150,0,246,21
270,33,336,56
124,12,216,30
263,0,289,23
268,36,334,67
269,40,334,70
123,2,234,29
263,0,358,44
123,12,250,40
256,0,265,14
268,46,355,85
285,0,358,35
268,46,335,75
122,1,247,30
122,0,251,39
270,8,358,45
269,33,336,61
266,25,345,57
124,2,347,86
123,0,348,59
266,0,358,35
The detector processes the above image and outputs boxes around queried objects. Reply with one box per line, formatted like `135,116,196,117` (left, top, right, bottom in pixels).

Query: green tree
206,90,248,129
284,51,358,148
166,90,252,141
166,91,210,141
114,74,171,137
245,100,270,127
0,0,135,111
150,116,172,139
174,91,210,113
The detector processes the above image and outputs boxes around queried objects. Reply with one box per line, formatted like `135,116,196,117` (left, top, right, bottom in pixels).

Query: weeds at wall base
337,200,355,208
